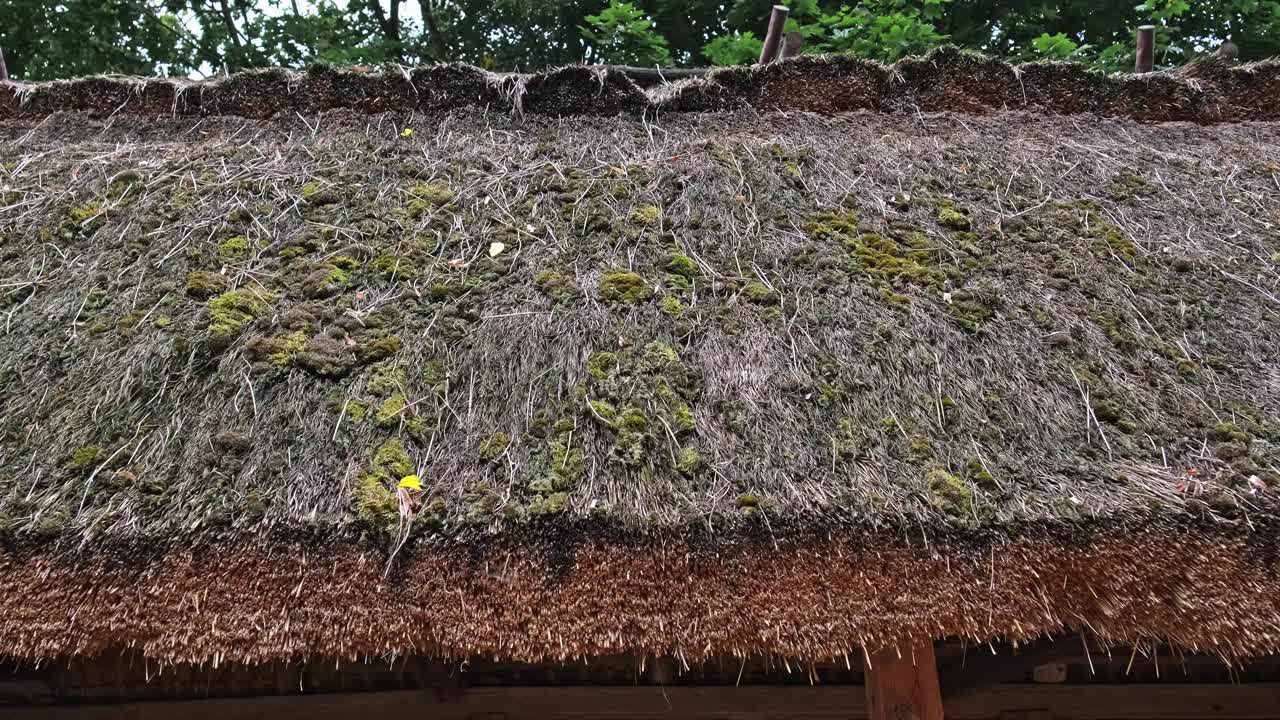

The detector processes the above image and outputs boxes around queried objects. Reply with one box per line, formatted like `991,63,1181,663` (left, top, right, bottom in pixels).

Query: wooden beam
7,684,1280,720
758,5,789,65
409,657,463,702
604,65,712,87
865,641,945,720
1135,25,1155,73
939,636,1076,699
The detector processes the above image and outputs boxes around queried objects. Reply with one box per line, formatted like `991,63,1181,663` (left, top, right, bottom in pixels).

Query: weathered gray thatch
0,53,1278,667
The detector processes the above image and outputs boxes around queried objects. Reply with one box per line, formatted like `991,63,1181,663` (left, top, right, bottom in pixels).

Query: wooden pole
865,640,945,720
757,5,789,65
779,31,804,60
1135,25,1155,73
0,48,9,81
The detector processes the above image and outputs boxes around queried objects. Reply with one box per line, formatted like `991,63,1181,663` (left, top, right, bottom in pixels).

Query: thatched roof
1,52,1279,668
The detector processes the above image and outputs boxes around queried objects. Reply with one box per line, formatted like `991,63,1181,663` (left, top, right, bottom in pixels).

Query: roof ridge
3,47,1278,122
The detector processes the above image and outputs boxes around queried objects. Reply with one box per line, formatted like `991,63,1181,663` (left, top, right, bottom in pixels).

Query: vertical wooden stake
865,640,945,720
1135,25,1155,73
0,48,9,81
780,31,804,60
758,5,790,65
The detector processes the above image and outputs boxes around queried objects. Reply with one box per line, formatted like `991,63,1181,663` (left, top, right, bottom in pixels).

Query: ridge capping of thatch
2,46,1278,121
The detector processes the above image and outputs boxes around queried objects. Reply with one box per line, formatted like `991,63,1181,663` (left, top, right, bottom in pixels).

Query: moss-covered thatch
1,60,1279,666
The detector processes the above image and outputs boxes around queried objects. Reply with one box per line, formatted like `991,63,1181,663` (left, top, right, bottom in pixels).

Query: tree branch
215,0,244,71
369,0,403,61
418,0,448,61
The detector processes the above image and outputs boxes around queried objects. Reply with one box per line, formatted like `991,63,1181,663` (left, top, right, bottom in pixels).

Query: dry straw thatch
1,51,1279,668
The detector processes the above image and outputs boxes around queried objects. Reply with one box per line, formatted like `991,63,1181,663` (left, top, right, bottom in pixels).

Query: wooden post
0,48,8,81
757,5,789,65
1135,25,1155,73
865,640,945,720
780,31,804,60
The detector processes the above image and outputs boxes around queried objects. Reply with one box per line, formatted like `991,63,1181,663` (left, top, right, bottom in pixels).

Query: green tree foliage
253,2,398,68
0,0,1275,80
1030,33,1089,61
941,0,1280,71
1,1,194,79
580,0,671,66
703,32,765,66
781,0,951,62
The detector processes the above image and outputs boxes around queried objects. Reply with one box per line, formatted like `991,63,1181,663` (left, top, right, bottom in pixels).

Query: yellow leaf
400,128,414,138
398,474,421,491
488,241,505,258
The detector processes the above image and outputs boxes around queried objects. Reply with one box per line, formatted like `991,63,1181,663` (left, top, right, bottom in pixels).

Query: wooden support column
757,5,789,65
865,640,945,720
1135,25,1155,73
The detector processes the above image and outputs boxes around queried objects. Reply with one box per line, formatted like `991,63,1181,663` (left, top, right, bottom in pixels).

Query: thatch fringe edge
2,527,1278,666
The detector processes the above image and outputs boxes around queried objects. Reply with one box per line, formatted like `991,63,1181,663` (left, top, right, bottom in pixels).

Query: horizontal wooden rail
602,65,712,85
8,684,1280,720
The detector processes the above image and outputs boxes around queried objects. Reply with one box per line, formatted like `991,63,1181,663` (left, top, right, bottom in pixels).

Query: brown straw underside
2,528,1277,666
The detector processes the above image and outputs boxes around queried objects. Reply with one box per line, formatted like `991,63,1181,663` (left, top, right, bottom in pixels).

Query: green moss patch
353,438,414,537
926,468,973,518
478,432,510,461
301,263,351,299
584,341,699,467
628,204,661,227
1072,362,1139,434
660,294,685,318
367,362,406,397
736,493,776,518
66,445,105,475
665,252,698,281
832,418,871,461
375,393,409,428
355,335,402,365
937,200,971,231
1051,200,1137,262
245,330,308,368
208,288,273,343
805,211,946,291
675,446,702,476
1212,421,1251,444
599,269,652,304
185,271,226,299
947,286,1000,333
535,270,577,303
218,235,250,263
743,281,780,305
965,458,997,491
1108,171,1151,201
371,250,418,280
405,181,454,213
301,180,339,207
